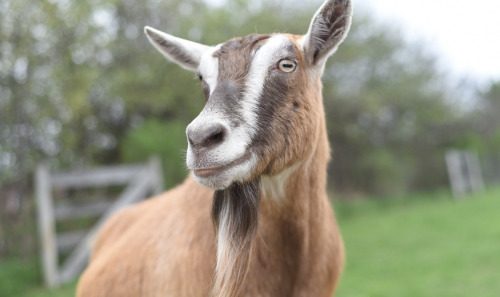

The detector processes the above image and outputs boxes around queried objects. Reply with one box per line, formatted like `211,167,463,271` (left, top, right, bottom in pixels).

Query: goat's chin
193,174,234,190
190,154,257,190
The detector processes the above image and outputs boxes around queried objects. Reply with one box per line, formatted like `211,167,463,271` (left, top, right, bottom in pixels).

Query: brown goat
77,1,353,296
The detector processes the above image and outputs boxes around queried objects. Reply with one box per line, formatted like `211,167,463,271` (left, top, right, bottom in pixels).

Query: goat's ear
303,0,353,66
144,26,212,72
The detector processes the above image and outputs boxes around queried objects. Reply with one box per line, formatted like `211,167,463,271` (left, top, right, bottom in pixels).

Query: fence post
149,156,164,195
446,150,485,199
35,158,164,286
446,151,466,199
465,152,485,193
35,163,59,287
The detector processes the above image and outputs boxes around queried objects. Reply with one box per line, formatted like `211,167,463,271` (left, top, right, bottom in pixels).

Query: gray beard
212,178,261,247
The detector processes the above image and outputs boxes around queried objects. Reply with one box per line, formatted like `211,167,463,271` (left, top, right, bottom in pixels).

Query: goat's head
145,0,352,190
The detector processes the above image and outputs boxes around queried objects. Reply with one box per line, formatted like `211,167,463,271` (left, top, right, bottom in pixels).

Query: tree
0,0,490,197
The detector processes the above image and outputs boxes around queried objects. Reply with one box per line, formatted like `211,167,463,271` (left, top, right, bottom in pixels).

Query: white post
35,163,59,287
446,150,485,199
465,152,485,193
446,151,467,199
149,156,164,195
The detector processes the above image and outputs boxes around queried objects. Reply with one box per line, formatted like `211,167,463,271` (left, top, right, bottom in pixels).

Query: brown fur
77,47,344,296
78,3,350,293
215,34,270,83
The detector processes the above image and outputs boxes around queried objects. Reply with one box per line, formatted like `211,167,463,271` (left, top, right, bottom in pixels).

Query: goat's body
77,178,215,297
78,1,352,295
77,128,344,297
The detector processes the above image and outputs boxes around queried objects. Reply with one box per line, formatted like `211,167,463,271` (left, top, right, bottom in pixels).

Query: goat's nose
187,123,227,149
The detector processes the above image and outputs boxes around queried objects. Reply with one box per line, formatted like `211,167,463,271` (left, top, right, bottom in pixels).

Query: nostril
187,123,227,149
203,125,226,148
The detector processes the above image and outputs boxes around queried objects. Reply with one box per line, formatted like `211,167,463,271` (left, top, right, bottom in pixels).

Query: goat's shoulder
77,177,215,297
91,176,212,258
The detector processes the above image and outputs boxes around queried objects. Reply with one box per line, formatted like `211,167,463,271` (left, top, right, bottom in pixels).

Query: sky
357,0,500,83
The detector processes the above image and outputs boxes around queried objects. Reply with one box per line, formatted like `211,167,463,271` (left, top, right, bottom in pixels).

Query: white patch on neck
261,163,300,201
198,44,221,94
241,35,290,136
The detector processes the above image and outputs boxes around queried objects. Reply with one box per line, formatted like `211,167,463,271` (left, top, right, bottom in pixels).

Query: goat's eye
278,59,297,73
197,74,203,81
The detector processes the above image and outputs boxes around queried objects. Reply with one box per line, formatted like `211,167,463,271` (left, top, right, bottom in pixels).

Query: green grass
0,258,38,296
0,257,75,297
335,188,500,297
24,283,76,297
1,188,499,297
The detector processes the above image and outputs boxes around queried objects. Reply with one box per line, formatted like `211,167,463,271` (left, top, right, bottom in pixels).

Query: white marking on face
189,153,257,190
241,34,290,137
186,106,252,172
186,35,291,189
198,44,221,94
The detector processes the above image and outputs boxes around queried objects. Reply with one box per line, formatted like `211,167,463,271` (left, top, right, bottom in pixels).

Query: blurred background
1,0,499,296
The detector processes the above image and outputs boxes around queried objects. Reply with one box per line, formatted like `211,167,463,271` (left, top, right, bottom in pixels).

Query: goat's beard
211,179,261,297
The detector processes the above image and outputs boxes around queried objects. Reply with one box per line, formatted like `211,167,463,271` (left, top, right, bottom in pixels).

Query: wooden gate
35,157,164,287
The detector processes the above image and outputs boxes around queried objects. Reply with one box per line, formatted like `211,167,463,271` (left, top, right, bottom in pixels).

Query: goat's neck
259,100,332,244
261,89,330,217
250,108,336,296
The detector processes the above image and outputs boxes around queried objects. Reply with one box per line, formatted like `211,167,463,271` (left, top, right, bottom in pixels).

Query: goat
77,0,353,296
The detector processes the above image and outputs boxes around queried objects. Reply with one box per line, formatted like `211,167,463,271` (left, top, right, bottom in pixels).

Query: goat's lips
193,166,225,177
192,152,252,178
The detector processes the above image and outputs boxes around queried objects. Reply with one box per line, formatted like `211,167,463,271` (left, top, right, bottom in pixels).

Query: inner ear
144,26,212,72
303,0,353,66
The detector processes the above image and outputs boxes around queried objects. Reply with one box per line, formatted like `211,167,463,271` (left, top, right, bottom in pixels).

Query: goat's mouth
192,152,252,178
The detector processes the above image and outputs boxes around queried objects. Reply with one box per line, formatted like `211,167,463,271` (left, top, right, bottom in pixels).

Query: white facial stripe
241,35,290,136
198,44,221,94
186,36,290,189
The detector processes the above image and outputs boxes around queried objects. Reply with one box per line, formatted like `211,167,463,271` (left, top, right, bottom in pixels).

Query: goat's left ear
303,0,353,66
144,26,211,72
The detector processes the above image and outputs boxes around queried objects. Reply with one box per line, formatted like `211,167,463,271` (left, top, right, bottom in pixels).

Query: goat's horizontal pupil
278,59,296,72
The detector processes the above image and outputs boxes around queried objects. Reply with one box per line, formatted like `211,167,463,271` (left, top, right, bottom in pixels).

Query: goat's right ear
144,26,212,72
303,0,353,67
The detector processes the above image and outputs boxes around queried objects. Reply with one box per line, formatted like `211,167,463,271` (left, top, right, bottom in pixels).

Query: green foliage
323,14,467,195
0,0,498,196
356,149,408,195
476,82,500,153
121,119,188,187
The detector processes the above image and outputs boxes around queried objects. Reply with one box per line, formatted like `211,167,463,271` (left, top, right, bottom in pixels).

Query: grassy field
335,188,500,297
1,188,499,297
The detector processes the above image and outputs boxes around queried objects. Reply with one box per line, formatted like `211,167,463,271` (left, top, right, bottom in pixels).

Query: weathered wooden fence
445,150,485,199
35,157,164,288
